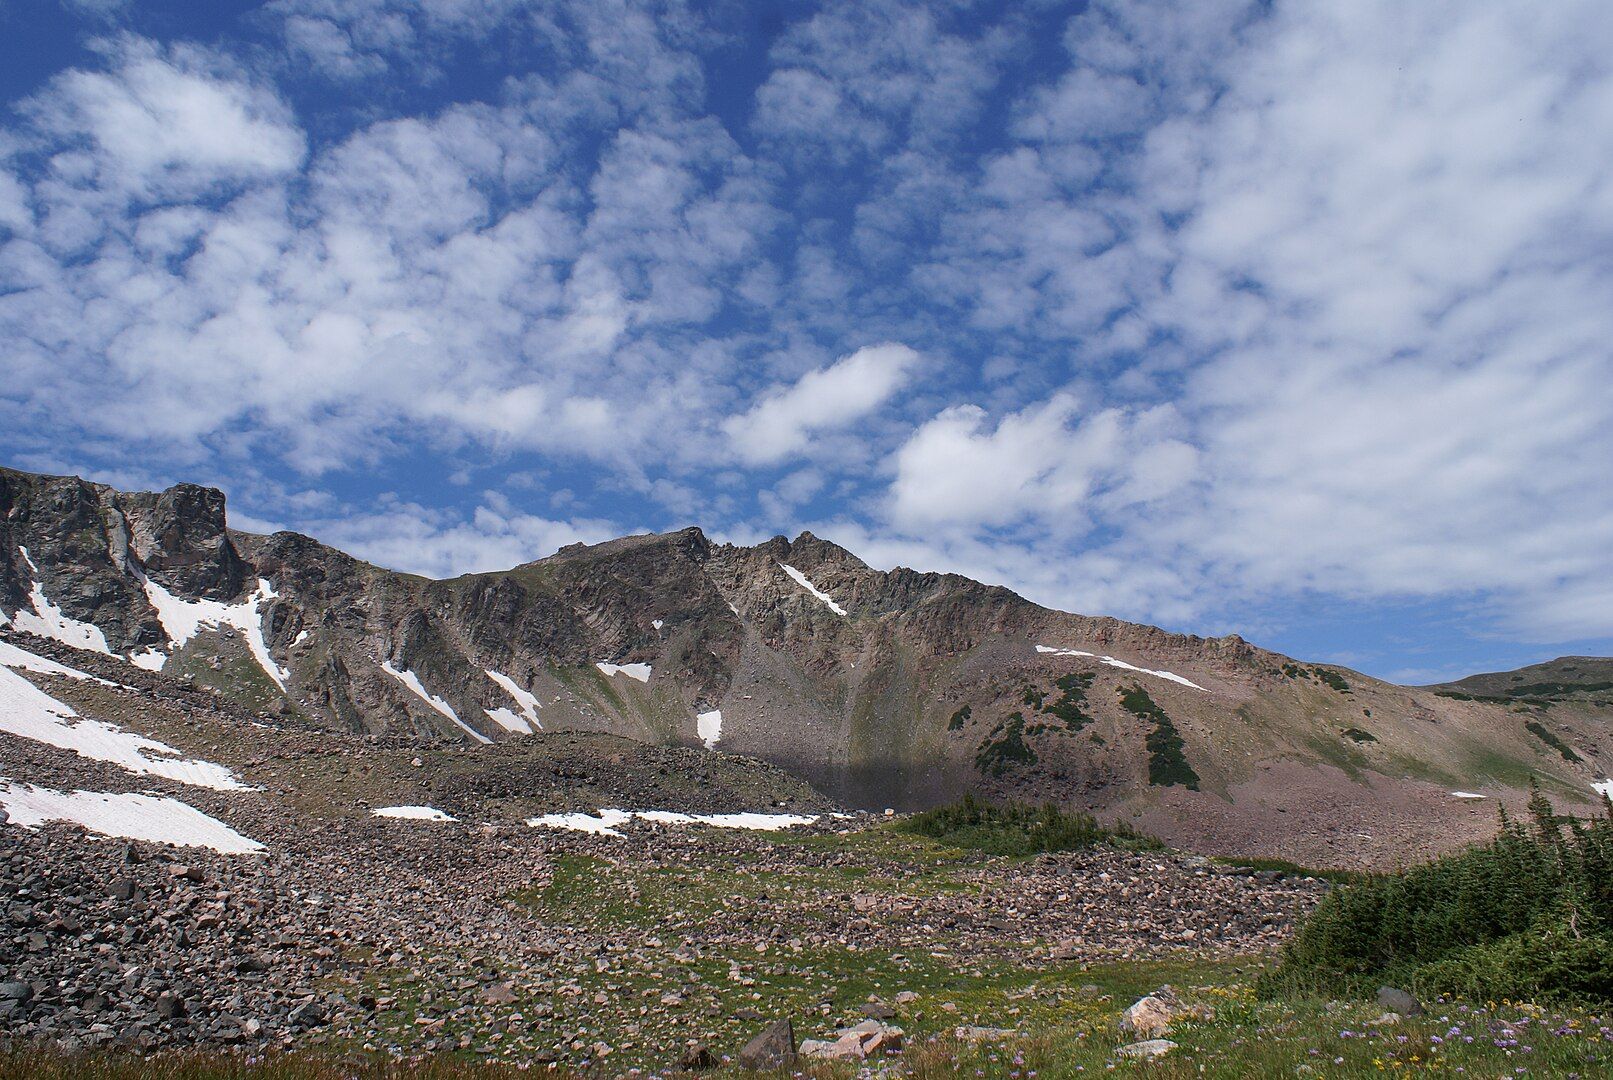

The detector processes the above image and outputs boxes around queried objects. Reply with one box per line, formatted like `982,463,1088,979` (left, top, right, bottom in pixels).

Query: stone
1117,1039,1178,1059
107,877,137,901
1376,986,1423,1017
154,992,186,1020
288,1001,326,1028
862,1000,896,1020
737,1018,794,1070
0,981,34,1004
1120,985,1182,1038
678,1043,717,1071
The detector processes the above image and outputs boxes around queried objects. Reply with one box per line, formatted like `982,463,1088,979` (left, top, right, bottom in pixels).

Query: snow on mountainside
2,463,1612,866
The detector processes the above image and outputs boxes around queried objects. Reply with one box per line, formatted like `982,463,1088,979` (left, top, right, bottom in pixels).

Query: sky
1,0,1611,685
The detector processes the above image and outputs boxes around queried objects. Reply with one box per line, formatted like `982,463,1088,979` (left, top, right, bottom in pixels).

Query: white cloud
20,38,305,199
880,0,1613,642
724,344,920,466
305,492,618,579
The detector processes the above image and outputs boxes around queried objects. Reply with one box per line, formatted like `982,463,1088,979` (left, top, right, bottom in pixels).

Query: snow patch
10,547,112,654
485,669,541,731
779,562,847,616
0,639,107,683
728,602,741,618
128,648,167,672
652,619,664,631
0,780,263,854
595,661,652,683
292,630,310,647
140,577,288,690
526,808,819,835
697,709,722,749
372,805,456,821
1591,779,1613,800
527,809,634,835
1035,644,1206,691
483,708,529,734
380,661,492,745
1451,791,1488,799
0,661,250,790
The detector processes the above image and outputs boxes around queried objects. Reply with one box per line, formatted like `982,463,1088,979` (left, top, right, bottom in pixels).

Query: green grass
895,796,1162,857
13,985,1613,1079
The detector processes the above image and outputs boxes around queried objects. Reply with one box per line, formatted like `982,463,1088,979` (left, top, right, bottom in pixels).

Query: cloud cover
2,0,1610,674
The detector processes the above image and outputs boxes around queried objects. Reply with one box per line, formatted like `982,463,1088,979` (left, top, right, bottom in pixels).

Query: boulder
1117,1039,1178,1059
737,1018,794,1070
1376,986,1424,1017
677,1043,717,1071
1120,985,1182,1038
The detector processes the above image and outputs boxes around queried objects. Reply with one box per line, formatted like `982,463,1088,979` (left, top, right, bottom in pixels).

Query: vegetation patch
975,712,1037,777
1265,789,1613,1003
1119,684,1199,790
896,795,1161,857
1039,672,1096,732
947,703,972,731
1313,667,1351,693
1526,719,1583,762
1339,727,1378,744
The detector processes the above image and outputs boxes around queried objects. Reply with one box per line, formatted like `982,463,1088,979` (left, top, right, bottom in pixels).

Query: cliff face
4,465,1611,863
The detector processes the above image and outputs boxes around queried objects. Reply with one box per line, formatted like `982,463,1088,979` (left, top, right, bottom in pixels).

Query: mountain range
3,464,1609,867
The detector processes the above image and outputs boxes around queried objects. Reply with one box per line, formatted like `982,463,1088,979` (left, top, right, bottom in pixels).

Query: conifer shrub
1265,788,1613,1002
896,794,1161,856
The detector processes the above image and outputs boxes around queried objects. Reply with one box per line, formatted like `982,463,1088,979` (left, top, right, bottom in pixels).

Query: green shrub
1041,672,1096,732
974,712,1036,776
947,704,971,731
1340,727,1378,744
1264,787,1613,1002
1119,684,1200,790
896,794,1161,856
1526,720,1582,762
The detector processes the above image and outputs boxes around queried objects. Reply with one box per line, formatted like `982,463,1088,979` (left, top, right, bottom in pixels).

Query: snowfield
140,576,289,691
595,661,652,683
0,780,264,854
779,562,848,616
1035,644,1207,691
380,661,492,745
9,547,112,655
526,808,819,836
485,669,541,731
372,805,456,821
0,646,251,791
697,709,722,749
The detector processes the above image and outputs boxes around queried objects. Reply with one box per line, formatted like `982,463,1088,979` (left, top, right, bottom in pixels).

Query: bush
1119,684,1200,789
1264,787,1613,1002
896,794,1161,856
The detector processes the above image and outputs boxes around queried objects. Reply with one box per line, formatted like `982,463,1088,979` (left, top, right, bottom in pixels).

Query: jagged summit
3,463,1612,864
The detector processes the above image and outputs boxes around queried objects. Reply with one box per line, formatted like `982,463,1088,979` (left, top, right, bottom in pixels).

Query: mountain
3,464,1611,867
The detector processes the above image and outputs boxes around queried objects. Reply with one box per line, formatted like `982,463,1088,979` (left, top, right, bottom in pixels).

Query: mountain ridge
4,463,1611,866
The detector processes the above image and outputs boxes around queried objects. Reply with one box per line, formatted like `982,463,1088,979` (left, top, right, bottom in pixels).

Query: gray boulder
1376,986,1424,1017
737,1018,794,1070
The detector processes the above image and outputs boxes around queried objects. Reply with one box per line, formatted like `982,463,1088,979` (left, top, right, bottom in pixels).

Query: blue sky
2,0,1611,684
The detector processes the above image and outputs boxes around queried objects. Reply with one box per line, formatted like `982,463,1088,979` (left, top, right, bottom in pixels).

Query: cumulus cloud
3,0,1610,663
723,344,920,466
